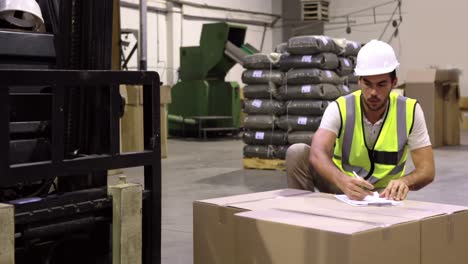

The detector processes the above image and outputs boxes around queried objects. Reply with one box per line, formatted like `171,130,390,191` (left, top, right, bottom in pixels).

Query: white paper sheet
335,192,403,206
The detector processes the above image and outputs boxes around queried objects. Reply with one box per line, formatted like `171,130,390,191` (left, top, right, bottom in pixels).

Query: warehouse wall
120,0,282,86
325,0,468,96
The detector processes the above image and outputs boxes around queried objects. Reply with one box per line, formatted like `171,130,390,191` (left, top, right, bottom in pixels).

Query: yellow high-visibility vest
332,90,417,188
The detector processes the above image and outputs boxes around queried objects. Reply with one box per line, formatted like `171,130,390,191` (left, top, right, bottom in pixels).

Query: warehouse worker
286,39,435,201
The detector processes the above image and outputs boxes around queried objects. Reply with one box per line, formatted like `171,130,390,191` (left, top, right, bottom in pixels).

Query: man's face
359,73,397,112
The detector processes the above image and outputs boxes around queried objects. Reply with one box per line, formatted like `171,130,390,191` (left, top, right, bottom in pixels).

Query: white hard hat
354,39,399,76
0,0,45,32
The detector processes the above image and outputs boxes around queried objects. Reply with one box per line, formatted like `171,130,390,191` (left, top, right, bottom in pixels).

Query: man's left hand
379,179,409,201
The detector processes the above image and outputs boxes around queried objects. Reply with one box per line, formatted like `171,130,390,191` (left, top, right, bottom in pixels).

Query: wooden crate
243,158,286,171
301,0,329,21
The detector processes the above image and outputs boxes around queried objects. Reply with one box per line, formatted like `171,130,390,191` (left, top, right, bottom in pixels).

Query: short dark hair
389,69,397,81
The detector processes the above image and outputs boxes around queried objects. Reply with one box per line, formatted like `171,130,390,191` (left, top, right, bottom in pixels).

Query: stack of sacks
277,35,347,146
241,53,288,160
334,39,362,93
274,42,288,54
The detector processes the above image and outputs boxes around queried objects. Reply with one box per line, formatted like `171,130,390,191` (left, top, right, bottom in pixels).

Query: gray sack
336,57,355,76
275,42,288,54
287,35,340,55
243,145,277,159
275,145,290,159
244,115,277,130
347,74,359,84
287,131,315,145
285,69,343,85
278,53,339,71
337,84,352,96
277,115,322,131
242,69,283,85
243,84,279,99
243,99,285,115
243,53,278,69
242,131,288,145
343,40,361,56
278,83,341,100
286,100,330,116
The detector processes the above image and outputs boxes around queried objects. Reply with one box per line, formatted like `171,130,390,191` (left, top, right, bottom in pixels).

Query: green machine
168,22,257,138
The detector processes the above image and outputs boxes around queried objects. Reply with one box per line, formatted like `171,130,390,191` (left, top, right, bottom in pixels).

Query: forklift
0,0,160,263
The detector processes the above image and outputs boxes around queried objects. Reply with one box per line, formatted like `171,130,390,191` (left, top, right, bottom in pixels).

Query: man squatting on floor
286,40,435,201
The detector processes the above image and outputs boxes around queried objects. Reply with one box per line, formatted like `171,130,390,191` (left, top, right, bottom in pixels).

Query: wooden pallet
243,158,286,171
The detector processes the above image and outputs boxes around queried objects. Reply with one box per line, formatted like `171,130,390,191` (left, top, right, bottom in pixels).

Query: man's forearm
401,169,434,191
402,146,435,191
310,149,345,188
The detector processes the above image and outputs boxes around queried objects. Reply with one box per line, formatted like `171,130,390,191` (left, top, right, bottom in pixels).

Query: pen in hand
352,171,372,191
352,171,363,180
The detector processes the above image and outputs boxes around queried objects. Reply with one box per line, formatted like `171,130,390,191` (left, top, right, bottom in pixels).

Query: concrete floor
119,130,468,264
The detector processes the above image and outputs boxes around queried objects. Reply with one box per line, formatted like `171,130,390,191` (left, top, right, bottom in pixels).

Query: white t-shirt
320,101,431,150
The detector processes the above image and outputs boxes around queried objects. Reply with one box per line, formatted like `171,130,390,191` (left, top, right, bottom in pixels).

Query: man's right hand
337,174,374,200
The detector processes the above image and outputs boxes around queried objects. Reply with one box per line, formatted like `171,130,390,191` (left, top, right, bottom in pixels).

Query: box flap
332,199,468,220
197,189,311,206
269,195,415,224
236,208,408,235
227,192,325,211
406,69,460,83
435,69,460,82
390,200,468,218
406,69,437,83
460,96,468,109
257,193,468,221
288,193,468,220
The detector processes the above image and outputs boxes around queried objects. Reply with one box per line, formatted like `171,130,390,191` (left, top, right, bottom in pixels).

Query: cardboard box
194,190,468,264
160,85,172,104
235,208,420,264
442,82,460,145
405,69,460,147
462,110,468,131
398,200,468,264
342,198,468,264
124,85,143,105
124,85,172,105
460,96,468,110
255,193,468,264
121,104,144,152
121,104,168,156
193,189,311,264
121,85,170,157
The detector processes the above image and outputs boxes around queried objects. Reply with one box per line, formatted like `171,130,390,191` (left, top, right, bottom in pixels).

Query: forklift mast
0,1,161,263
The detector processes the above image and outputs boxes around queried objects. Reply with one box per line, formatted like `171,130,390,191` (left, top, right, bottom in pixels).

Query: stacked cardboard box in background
460,96,468,131
194,189,468,264
406,69,461,147
121,85,171,158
